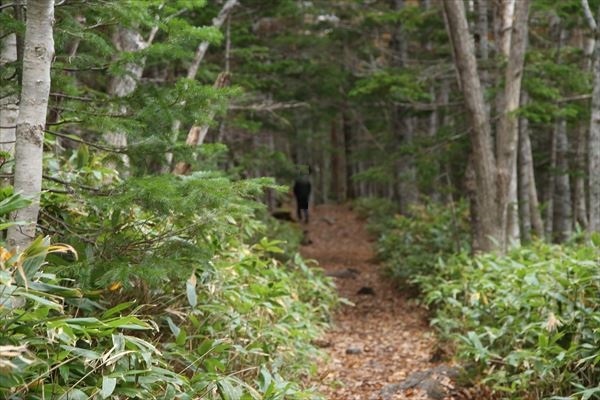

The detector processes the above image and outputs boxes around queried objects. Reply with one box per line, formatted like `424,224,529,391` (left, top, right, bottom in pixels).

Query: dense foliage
1,187,337,399
419,242,600,399
363,197,600,399
354,197,470,285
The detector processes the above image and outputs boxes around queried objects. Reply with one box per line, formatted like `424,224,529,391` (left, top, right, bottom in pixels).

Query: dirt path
302,204,449,400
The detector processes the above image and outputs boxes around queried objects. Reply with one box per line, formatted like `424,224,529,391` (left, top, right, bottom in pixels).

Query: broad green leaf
219,379,242,400
0,193,31,216
186,272,197,307
102,301,135,319
101,376,117,399
59,389,88,400
17,290,62,311
166,316,181,337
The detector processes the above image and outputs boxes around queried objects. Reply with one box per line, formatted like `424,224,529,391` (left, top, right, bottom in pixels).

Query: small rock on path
302,205,456,400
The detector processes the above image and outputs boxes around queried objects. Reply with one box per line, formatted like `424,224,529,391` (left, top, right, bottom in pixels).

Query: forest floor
301,204,457,400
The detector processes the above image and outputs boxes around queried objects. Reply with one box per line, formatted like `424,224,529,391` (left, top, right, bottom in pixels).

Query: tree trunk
544,126,556,240
493,0,515,59
518,106,532,242
552,118,572,242
7,0,55,249
586,1,600,232
330,117,346,202
104,27,152,175
573,123,589,229
495,0,529,248
518,92,544,240
390,0,419,213
342,112,355,199
186,0,238,81
476,0,489,62
0,32,18,177
443,0,501,252
572,27,594,231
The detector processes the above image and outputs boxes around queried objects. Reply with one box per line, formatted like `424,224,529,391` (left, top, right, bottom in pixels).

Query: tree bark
552,118,572,242
584,0,600,233
390,0,419,213
330,117,346,202
0,32,18,175
342,112,355,199
104,27,152,175
493,0,515,59
495,0,529,248
443,0,501,252
573,123,588,229
7,0,55,248
476,0,489,62
572,28,594,231
544,126,556,240
518,104,531,242
518,92,544,240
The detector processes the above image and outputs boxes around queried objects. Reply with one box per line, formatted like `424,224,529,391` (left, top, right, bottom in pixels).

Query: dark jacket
293,178,311,209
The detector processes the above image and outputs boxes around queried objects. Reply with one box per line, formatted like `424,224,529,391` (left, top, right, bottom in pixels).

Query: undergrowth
1,173,337,399
360,197,600,399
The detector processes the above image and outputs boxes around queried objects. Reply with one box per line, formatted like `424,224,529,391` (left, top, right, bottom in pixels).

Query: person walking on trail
293,166,311,223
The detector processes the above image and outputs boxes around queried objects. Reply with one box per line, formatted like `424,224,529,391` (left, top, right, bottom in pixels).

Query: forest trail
302,204,452,400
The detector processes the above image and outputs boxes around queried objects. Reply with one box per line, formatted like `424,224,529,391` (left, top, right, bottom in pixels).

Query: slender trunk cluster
444,0,529,252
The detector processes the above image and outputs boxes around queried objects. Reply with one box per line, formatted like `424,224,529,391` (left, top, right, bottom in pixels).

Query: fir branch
46,119,83,126
392,100,463,111
555,94,592,103
229,101,309,112
45,130,128,153
42,174,103,192
50,92,94,102
53,65,110,72
39,210,96,244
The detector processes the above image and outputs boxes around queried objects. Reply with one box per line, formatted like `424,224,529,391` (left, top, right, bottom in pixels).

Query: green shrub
376,200,470,284
2,176,337,399
417,242,600,399
352,197,398,225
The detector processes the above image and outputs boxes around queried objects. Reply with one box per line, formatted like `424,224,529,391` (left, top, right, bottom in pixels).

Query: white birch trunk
494,0,515,57
0,33,18,167
495,0,529,249
104,27,150,174
7,0,55,249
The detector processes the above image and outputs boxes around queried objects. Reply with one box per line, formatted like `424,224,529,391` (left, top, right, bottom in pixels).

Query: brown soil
301,204,445,400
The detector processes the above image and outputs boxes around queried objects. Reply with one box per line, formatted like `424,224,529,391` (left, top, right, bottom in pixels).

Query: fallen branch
229,101,309,112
